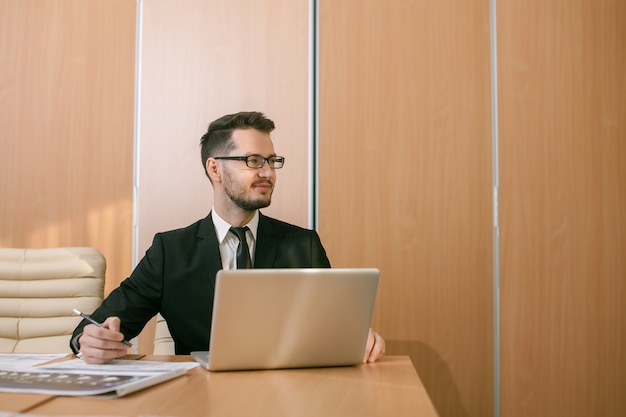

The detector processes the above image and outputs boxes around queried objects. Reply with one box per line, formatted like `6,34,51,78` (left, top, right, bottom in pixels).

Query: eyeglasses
214,154,285,169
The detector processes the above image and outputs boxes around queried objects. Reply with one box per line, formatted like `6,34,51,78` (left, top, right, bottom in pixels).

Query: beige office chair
0,247,105,353
153,313,175,354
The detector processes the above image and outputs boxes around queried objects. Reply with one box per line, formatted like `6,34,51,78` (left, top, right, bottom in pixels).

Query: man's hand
363,328,386,363
77,317,129,364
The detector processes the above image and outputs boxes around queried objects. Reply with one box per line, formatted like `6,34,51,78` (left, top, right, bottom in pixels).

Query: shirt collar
211,209,259,243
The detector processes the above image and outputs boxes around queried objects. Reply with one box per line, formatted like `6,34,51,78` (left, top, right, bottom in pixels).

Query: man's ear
206,158,221,183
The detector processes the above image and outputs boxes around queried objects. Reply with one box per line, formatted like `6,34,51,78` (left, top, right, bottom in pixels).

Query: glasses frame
213,154,285,169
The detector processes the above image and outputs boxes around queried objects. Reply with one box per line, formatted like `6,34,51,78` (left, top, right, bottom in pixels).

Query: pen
72,308,133,347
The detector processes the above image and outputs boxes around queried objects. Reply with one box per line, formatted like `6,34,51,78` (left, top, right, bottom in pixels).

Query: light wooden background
0,0,136,295
1,1,624,417
133,0,311,356
317,2,494,416
498,1,626,416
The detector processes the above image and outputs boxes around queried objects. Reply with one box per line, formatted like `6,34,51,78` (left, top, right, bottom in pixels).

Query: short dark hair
200,111,275,177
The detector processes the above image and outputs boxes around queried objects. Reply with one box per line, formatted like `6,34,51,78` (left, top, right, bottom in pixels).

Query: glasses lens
243,155,284,169
245,155,264,168
271,157,284,169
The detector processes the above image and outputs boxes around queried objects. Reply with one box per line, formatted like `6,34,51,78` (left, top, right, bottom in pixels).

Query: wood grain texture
318,1,493,417
18,356,438,417
135,0,310,353
498,1,626,416
0,0,136,295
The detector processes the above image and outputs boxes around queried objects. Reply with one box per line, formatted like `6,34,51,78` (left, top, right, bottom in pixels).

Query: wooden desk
0,392,53,413
5,355,438,417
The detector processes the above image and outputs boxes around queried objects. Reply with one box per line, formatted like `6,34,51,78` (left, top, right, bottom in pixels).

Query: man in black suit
71,111,385,364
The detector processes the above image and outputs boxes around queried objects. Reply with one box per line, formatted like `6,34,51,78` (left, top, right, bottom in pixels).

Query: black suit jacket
71,212,331,354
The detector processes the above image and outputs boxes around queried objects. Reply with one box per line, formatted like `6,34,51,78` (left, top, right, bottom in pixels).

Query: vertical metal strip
490,0,501,416
130,0,144,354
132,0,143,270
308,0,319,230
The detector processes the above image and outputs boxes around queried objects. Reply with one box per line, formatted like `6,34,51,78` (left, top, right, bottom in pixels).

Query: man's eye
247,156,263,165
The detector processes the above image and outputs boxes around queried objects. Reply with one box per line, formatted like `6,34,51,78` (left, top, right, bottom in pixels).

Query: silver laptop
192,268,379,371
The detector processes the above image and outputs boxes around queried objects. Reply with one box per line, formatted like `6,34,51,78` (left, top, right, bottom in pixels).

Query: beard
222,169,273,211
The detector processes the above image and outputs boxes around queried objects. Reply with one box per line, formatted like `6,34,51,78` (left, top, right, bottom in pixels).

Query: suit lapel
197,213,223,290
254,213,277,268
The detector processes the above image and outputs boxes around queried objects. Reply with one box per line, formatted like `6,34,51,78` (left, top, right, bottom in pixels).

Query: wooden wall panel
318,1,493,417
498,1,626,416
136,0,310,352
4,2,623,416
0,0,136,296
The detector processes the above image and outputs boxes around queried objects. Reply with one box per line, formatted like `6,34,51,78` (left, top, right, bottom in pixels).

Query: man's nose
257,163,274,177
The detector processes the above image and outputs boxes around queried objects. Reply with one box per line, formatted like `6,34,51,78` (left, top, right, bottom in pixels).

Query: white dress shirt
211,209,258,269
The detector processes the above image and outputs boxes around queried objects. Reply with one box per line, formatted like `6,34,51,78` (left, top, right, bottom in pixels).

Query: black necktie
230,226,252,269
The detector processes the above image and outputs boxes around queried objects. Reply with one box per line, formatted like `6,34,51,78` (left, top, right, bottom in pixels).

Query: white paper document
39,358,199,374
0,353,68,370
0,356,197,398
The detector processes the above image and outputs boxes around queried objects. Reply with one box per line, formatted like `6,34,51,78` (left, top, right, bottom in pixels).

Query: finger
101,316,121,333
83,319,126,345
79,323,130,362
101,317,129,345
82,325,118,344
79,346,126,364
363,328,376,363
366,332,386,363
78,334,128,364
80,331,128,350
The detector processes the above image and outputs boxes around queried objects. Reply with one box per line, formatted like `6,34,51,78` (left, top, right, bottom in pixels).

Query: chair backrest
153,313,175,354
0,247,105,353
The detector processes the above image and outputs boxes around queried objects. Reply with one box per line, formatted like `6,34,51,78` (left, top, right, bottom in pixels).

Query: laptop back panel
202,268,379,371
